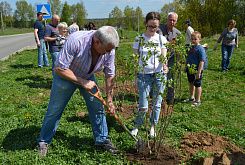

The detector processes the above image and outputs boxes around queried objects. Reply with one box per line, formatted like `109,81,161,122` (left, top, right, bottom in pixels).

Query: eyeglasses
146,25,158,29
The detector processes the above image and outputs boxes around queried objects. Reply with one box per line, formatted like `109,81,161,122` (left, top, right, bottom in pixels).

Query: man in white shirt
185,19,194,46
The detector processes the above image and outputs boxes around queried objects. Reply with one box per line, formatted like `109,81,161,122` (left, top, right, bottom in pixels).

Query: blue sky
6,0,172,19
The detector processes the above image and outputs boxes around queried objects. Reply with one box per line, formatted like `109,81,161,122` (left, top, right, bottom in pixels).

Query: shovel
88,86,138,141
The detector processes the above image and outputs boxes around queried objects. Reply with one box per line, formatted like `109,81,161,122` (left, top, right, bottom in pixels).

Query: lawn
0,28,33,36
0,33,244,164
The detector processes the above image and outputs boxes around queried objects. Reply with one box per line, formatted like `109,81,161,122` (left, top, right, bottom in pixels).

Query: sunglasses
146,25,158,29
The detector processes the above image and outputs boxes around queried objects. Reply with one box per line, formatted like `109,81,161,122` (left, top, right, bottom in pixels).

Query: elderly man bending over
38,26,120,156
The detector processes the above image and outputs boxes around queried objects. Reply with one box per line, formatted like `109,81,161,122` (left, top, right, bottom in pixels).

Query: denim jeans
50,52,60,70
166,53,175,104
221,44,235,70
38,39,49,67
134,73,166,127
38,73,108,144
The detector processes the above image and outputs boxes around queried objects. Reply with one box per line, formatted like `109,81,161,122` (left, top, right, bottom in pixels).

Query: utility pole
137,12,139,33
0,11,4,32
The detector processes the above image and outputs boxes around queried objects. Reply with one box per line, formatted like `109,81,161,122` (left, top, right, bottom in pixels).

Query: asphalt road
0,33,36,61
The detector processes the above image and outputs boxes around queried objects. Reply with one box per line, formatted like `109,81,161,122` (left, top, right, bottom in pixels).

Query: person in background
37,26,120,157
158,12,181,105
184,19,194,47
68,20,79,35
88,22,96,30
34,12,49,68
130,12,168,138
56,22,68,52
213,19,239,72
185,31,207,107
44,14,60,70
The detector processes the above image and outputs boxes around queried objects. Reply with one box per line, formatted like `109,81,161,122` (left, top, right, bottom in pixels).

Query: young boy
184,31,207,107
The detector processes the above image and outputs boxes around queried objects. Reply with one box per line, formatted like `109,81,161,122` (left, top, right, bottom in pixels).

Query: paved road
0,33,36,61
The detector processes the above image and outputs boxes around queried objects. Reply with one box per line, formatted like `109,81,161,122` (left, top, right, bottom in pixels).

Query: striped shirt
55,30,115,79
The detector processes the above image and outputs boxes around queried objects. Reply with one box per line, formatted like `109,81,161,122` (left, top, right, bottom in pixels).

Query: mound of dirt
125,132,245,165
126,143,181,165
180,131,245,165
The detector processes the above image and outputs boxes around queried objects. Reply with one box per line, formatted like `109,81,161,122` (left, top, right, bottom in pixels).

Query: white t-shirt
185,26,194,45
133,33,167,74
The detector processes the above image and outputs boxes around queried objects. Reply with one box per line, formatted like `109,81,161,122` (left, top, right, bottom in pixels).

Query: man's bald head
52,14,60,26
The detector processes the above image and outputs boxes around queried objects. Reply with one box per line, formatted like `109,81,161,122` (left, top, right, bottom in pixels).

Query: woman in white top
131,11,168,138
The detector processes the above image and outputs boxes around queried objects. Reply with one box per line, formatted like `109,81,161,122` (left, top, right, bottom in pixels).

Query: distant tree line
165,0,245,36
0,0,244,36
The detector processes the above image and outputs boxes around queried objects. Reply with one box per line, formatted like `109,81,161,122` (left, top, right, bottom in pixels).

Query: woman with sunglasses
131,12,168,138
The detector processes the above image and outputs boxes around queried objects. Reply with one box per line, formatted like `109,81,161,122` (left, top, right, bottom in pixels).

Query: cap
37,12,43,16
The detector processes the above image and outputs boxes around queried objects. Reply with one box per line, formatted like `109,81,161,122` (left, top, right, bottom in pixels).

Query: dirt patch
126,142,181,165
180,131,245,164
116,104,136,119
125,131,245,165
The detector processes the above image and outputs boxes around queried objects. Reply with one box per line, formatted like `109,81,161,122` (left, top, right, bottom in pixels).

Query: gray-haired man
159,12,181,105
38,26,120,156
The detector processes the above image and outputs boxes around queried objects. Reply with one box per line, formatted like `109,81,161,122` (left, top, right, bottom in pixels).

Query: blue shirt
186,45,206,70
45,23,59,53
56,30,115,79
34,20,45,39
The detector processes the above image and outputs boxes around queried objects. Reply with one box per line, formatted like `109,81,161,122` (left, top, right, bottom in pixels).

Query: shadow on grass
15,75,52,89
67,113,126,134
2,126,40,151
55,131,94,152
10,64,35,69
66,115,90,124
1,125,95,153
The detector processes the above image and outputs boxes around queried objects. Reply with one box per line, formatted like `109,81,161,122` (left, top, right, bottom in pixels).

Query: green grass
0,35,244,164
0,28,33,36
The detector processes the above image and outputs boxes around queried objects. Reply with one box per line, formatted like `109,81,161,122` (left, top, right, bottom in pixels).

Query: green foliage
162,0,245,37
13,0,35,28
61,2,72,24
0,28,32,36
71,2,87,27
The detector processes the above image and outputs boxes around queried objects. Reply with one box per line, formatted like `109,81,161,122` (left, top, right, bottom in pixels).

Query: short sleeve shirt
34,20,45,39
186,45,206,70
55,30,115,79
133,33,167,74
45,23,59,53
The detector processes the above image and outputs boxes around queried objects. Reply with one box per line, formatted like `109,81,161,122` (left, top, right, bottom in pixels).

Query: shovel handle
87,86,107,107
88,86,138,141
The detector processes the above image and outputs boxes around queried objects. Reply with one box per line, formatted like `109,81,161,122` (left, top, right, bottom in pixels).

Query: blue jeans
166,52,175,104
134,73,166,127
38,39,49,67
221,44,235,70
50,52,60,70
38,73,108,144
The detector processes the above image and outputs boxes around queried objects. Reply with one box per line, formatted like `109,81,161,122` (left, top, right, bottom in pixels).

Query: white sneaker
150,126,156,138
131,128,138,136
38,142,48,157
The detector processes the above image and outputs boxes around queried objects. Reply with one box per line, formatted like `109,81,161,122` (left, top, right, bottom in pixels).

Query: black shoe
95,140,119,154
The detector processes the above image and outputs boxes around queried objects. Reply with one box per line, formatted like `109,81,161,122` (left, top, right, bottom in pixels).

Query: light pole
0,11,4,32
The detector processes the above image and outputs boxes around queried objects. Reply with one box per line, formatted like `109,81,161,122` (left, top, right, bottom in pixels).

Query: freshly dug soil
124,130,245,165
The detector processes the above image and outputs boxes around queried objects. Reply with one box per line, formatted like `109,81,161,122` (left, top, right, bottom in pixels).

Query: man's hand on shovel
107,101,116,115
80,79,97,91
